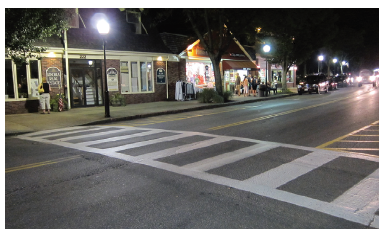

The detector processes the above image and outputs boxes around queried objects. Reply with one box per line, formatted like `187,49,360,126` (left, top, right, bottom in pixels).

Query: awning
222,60,258,70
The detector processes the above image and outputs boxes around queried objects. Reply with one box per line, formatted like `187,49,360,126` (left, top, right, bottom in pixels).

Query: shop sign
46,67,61,88
156,68,166,84
107,68,119,91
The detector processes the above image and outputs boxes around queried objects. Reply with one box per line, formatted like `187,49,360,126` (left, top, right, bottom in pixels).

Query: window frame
120,60,154,94
5,58,41,101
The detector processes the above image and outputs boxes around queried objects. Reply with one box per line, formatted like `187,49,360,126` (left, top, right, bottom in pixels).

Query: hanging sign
107,68,119,91
46,67,61,88
156,68,166,84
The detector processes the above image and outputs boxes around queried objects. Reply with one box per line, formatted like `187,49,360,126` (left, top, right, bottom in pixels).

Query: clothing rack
175,81,196,101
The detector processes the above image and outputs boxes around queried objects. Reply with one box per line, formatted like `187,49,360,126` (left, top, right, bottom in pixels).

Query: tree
143,8,257,96
253,9,338,90
5,8,72,65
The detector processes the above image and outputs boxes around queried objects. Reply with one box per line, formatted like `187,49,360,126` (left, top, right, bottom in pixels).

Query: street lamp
263,44,271,97
318,55,324,73
333,58,337,75
97,19,110,118
263,45,271,83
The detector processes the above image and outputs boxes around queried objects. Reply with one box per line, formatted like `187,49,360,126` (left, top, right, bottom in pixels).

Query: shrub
212,94,224,103
197,88,216,103
223,91,233,102
197,89,232,103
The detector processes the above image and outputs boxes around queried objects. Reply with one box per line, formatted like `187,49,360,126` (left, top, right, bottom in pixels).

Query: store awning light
157,56,163,61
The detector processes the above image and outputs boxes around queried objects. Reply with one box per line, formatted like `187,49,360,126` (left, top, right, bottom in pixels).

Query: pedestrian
39,77,51,114
235,73,241,96
243,76,249,97
247,74,252,96
251,75,258,97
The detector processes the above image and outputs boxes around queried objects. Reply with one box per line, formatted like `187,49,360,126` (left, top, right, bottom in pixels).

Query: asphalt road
5,84,379,229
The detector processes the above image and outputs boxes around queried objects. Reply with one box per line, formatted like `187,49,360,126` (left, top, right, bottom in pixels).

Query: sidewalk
5,90,298,136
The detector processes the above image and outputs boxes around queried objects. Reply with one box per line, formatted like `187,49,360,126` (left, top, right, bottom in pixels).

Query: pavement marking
5,155,82,173
16,126,379,228
208,99,341,130
316,121,379,157
119,107,247,127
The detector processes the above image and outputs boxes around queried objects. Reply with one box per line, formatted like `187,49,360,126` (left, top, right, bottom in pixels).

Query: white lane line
77,130,157,146
182,143,278,171
244,151,338,188
131,136,234,161
332,169,379,213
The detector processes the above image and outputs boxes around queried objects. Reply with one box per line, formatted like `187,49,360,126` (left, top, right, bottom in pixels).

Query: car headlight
370,76,376,81
357,76,362,82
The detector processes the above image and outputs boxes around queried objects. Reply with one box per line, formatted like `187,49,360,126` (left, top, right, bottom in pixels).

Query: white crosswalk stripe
17,125,379,228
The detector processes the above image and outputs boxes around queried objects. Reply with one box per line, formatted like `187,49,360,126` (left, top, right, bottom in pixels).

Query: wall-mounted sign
156,68,166,84
106,68,119,91
46,67,61,88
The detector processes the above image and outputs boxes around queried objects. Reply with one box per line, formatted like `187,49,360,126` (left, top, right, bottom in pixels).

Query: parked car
297,74,329,95
334,74,348,87
327,76,338,90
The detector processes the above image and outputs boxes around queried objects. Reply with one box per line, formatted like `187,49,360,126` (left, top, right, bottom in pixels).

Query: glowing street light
333,58,337,75
97,19,110,117
318,55,324,73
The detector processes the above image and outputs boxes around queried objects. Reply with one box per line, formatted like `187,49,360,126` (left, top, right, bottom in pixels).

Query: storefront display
186,62,215,87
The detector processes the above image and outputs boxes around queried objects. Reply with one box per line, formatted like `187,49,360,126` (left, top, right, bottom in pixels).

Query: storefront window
5,59,40,100
186,62,214,86
140,62,147,91
121,60,154,94
5,59,14,99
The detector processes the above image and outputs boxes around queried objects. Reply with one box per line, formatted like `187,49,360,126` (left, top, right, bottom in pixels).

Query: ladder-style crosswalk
17,126,379,228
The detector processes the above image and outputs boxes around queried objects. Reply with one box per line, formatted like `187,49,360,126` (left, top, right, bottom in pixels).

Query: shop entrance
69,60,103,107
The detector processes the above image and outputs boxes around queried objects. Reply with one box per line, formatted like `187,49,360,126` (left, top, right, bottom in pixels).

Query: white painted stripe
370,215,379,228
332,169,379,212
105,133,199,152
59,128,129,141
182,143,278,171
244,151,338,188
77,130,157,146
131,136,234,161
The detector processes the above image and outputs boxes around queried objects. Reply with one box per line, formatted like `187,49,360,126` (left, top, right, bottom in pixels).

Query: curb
81,93,297,126
6,93,298,136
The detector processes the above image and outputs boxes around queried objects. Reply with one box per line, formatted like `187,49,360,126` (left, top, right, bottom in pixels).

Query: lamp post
333,58,337,75
263,45,271,83
97,19,110,118
263,44,271,97
318,55,324,74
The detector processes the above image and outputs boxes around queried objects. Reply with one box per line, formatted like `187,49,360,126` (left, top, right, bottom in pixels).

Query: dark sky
77,8,379,73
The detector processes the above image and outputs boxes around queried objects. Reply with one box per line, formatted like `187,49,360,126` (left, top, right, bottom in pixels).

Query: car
327,76,338,90
334,74,349,87
297,74,329,95
356,69,377,87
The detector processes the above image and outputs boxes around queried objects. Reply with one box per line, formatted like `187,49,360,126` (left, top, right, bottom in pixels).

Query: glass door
70,67,102,107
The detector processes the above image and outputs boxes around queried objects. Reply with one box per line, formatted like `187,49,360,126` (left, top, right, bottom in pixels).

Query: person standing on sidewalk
39,77,51,114
247,74,252,96
243,76,249,97
235,73,241,96
251,75,258,97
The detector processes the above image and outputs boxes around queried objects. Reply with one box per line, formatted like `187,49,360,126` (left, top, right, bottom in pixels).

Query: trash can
258,85,266,97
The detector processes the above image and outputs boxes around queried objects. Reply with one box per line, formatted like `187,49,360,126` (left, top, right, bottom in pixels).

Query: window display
186,62,214,86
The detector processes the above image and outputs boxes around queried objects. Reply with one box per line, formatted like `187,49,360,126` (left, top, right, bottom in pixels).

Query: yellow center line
208,98,346,131
339,140,379,142
5,155,82,173
316,120,379,149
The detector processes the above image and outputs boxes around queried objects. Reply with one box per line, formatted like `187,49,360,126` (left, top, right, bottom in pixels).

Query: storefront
5,28,177,114
183,38,257,93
